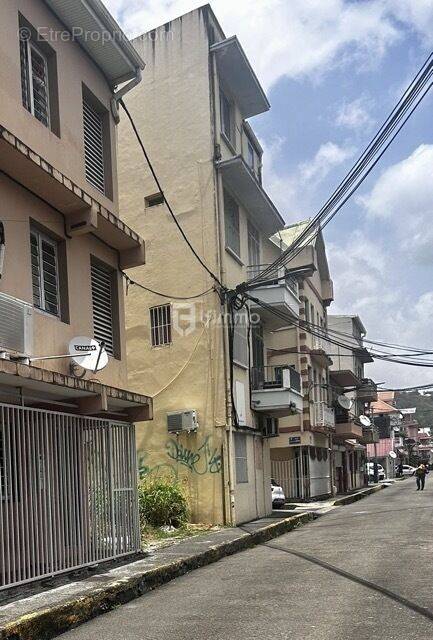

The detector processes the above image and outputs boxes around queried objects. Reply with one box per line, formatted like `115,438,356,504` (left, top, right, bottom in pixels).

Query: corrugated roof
271,219,315,251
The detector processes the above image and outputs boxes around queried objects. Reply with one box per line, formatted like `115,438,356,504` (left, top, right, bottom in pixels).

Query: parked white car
396,464,416,476
366,462,386,481
271,479,285,509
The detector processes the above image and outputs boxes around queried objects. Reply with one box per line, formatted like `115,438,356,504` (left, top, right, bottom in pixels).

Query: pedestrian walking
397,461,403,477
415,463,427,491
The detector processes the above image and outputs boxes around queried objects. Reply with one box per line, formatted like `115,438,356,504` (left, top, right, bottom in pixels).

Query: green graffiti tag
166,436,222,475
138,437,222,479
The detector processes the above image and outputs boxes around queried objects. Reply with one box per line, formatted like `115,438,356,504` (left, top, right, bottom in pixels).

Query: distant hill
395,391,433,429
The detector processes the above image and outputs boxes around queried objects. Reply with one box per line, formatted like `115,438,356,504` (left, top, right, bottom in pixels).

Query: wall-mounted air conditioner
0,292,33,355
167,410,198,434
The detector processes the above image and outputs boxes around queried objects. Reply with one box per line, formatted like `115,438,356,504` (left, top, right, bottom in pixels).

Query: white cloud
299,142,355,183
358,145,433,263
103,0,427,90
336,96,374,130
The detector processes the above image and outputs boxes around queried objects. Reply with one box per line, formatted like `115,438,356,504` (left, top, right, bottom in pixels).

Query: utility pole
372,405,379,484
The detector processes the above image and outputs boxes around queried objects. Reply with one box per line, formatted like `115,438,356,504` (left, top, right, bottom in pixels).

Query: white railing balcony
251,365,303,417
246,264,300,329
313,401,335,429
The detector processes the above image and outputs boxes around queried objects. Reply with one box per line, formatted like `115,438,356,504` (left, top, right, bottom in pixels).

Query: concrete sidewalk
0,482,392,640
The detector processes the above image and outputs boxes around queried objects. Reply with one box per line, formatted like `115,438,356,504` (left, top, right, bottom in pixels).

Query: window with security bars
224,189,240,257
30,228,60,316
91,261,115,356
0,427,7,500
83,98,106,194
234,433,248,484
150,304,172,347
20,38,50,128
233,311,248,368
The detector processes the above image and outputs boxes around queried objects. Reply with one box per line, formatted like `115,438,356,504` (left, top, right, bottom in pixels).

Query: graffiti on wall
138,435,222,479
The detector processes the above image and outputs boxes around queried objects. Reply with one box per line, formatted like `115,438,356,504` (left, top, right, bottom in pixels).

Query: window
30,228,60,316
247,141,255,170
150,304,172,347
247,221,260,268
224,189,240,257
20,37,50,127
91,260,117,356
83,97,106,194
220,90,233,143
234,433,248,483
233,310,248,368
304,300,310,323
145,192,164,208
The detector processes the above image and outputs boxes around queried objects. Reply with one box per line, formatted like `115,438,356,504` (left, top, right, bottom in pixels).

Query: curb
1,513,314,640
333,483,386,506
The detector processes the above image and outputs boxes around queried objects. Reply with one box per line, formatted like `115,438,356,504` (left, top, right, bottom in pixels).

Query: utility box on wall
167,410,199,434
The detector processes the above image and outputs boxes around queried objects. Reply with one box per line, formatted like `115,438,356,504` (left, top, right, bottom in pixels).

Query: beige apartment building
0,0,152,592
268,222,336,500
118,6,306,525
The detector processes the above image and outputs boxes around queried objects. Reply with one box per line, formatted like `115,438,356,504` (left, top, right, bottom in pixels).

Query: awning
217,155,284,236
0,359,152,422
43,0,145,86
0,125,145,268
210,37,269,118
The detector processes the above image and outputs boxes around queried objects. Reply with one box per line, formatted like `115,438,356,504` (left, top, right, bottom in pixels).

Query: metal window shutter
83,99,105,194
91,263,114,355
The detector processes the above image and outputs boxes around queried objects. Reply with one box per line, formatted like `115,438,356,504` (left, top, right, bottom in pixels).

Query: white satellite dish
337,395,352,410
359,415,372,427
69,336,108,372
389,451,397,459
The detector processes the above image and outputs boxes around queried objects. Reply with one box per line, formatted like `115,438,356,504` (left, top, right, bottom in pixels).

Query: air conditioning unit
167,410,198,434
0,292,33,355
262,416,279,438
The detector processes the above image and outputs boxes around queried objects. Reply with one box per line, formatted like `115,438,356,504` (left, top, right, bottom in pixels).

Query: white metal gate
0,403,139,590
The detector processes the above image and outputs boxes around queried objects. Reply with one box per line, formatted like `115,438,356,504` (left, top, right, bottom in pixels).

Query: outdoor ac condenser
0,292,33,355
167,410,198,434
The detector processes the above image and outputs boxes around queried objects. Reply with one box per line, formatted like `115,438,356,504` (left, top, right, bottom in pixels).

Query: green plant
138,476,190,528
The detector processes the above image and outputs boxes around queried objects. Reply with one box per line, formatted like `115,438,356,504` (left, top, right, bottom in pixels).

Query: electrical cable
121,271,215,300
119,99,223,289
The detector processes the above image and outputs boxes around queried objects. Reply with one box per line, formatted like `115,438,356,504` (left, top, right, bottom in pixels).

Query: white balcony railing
313,401,335,428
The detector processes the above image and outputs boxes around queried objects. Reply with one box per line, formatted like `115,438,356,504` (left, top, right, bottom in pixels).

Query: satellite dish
69,337,108,372
389,451,397,459
337,395,352,410
359,415,372,427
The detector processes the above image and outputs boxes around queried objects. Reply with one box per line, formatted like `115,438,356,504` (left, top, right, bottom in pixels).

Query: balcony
0,125,145,268
313,401,335,429
310,335,331,368
359,427,380,444
210,37,270,119
251,365,303,417
216,155,284,236
358,378,378,403
246,264,300,330
334,406,363,439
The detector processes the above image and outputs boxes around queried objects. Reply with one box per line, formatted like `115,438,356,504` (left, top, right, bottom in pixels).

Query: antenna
337,395,352,410
69,337,108,372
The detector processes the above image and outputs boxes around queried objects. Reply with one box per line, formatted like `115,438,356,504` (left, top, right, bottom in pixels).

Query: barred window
30,228,60,316
233,311,248,368
234,433,248,484
150,304,172,347
224,189,240,257
20,38,50,127
0,427,7,500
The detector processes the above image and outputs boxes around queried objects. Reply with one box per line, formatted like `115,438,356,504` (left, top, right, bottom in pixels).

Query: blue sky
106,0,433,389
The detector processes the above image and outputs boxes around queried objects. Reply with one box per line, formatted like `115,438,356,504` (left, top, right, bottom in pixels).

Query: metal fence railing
246,264,299,298
0,403,139,591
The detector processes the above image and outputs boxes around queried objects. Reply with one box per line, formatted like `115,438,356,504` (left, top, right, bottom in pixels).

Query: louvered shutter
83,99,105,194
91,262,114,355
30,229,59,316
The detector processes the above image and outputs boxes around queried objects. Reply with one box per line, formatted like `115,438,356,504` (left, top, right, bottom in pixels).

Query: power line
122,272,215,300
119,99,223,289
244,52,433,286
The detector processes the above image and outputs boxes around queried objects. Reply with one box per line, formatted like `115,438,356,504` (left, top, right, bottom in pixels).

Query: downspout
111,69,143,124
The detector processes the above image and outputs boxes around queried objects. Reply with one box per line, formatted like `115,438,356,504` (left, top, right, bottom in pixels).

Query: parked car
271,479,285,509
395,464,416,476
366,462,386,481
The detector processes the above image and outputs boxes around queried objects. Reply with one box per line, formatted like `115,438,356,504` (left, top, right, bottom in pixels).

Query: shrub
138,476,190,528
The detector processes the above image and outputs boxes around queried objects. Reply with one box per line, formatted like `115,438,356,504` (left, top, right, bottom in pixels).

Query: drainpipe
111,69,143,124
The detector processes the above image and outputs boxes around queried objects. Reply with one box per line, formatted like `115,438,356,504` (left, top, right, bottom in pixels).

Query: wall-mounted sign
289,436,301,445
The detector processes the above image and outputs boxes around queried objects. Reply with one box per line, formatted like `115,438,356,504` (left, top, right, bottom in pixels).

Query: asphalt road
64,479,433,640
